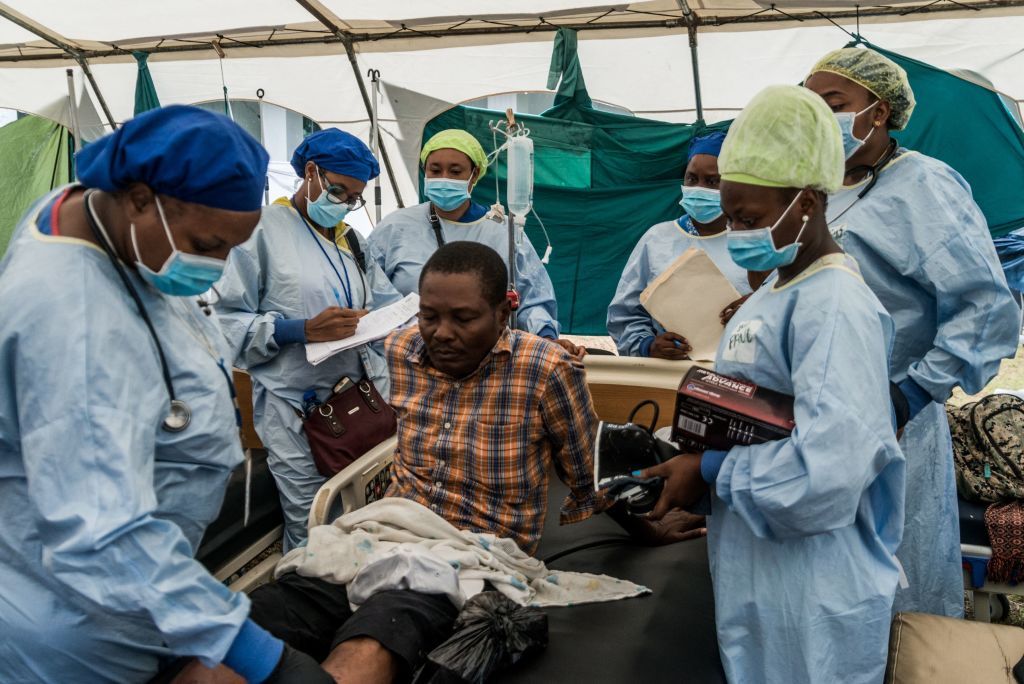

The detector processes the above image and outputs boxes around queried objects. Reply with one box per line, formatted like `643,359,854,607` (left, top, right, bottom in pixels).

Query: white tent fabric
2,3,1024,218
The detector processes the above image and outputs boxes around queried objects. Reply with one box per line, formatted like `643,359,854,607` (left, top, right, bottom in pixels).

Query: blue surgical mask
131,196,226,297
425,177,472,211
726,191,807,271
680,185,723,224
834,102,878,160
306,172,351,227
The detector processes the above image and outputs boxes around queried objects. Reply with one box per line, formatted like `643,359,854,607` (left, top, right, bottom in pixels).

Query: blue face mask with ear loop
726,191,808,272
424,172,475,212
131,195,227,297
679,185,724,224
306,169,352,227
834,101,879,160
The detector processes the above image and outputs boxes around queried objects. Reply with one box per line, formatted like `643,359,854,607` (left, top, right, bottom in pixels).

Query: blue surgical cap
688,132,726,161
76,104,269,212
290,128,380,183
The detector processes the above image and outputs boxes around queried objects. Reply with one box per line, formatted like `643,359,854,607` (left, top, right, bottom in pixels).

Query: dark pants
249,573,458,676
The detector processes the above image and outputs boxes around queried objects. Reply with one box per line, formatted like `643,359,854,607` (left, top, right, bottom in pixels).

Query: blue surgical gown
0,188,249,682
828,150,1019,617
607,217,751,356
366,201,560,338
216,200,400,551
708,254,905,684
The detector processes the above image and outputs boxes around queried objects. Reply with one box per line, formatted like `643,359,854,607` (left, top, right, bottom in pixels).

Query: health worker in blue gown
216,128,401,552
607,132,752,359
366,129,581,356
643,85,906,684
0,106,328,683
806,48,1020,618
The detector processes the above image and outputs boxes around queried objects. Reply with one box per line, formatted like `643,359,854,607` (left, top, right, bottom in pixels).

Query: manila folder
638,247,741,361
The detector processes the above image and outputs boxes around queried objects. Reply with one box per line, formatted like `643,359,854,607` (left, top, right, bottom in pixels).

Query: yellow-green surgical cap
808,47,916,130
718,84,844,193
420,129,488,180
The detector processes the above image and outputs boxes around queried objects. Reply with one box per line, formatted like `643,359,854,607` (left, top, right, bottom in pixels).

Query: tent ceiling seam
2,1,1024,63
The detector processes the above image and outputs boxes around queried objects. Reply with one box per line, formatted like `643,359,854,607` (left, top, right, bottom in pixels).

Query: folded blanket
276,498,650,608
985,500,1024,584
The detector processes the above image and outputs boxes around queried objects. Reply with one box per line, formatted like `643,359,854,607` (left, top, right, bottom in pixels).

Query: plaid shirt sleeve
540,354,600,525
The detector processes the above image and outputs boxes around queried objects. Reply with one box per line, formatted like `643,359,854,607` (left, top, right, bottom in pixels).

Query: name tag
722,319,762,364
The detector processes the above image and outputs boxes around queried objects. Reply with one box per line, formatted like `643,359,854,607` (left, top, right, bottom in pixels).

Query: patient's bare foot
321,636,399,684
170,660,245,684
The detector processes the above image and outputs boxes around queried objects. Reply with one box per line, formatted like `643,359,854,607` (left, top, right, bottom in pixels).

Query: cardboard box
671,367,795,451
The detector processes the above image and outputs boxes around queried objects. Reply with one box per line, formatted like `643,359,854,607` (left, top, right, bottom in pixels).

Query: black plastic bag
422,592,548,683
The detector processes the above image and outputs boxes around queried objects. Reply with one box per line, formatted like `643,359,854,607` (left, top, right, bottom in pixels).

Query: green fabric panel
422,107,726,335
547,28,592,109
133,51,161,116
861,41,1024,237
0,115,70,257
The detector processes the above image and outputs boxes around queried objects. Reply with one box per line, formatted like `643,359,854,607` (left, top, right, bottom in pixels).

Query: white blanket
276,498,650,608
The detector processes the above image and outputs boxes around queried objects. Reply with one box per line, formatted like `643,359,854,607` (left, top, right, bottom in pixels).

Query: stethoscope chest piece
163,399,192,432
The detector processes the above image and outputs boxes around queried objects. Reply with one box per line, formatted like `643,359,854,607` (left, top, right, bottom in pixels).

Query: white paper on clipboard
305,293,419,365
639,248,741,362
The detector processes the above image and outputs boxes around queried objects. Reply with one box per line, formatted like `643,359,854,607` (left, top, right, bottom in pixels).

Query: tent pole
368,68,382,222
0,3,118,128
677,1,704,122
291,0,405,208
65,68,81,154
75,57,117,129
687,24,704,122
342,38,404,208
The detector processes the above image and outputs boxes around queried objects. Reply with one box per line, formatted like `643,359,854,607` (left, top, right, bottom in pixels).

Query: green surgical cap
809,48,916,130
719,84,845,193
420,129,488,180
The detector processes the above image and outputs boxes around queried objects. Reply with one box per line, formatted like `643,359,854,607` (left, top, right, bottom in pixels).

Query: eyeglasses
318,171,366,211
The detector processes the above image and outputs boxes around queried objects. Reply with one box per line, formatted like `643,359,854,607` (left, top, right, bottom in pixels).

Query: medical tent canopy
3,2,1024,329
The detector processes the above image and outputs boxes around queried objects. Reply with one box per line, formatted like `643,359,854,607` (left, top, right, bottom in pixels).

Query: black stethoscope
828,138,900,226
83,189,207,433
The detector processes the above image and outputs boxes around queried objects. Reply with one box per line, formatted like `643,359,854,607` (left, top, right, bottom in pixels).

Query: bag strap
428,205,446,249
344,228,367,273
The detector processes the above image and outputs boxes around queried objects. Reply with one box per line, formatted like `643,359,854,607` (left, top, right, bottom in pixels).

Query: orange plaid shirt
384,327,599,555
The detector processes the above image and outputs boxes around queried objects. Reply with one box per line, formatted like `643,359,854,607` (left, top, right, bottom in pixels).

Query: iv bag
506,136,534,217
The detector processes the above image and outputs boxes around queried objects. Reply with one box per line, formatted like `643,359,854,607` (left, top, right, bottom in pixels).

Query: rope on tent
211,39,233,120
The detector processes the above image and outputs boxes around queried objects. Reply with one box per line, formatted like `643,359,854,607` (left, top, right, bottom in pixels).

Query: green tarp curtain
0,115,71,257
422,28,725,334
424,31,1024,333
863,40,1024,238
133,51,161,116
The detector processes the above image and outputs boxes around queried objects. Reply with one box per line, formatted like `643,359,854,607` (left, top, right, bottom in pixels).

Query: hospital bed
219,358,725,680
196,372,283,586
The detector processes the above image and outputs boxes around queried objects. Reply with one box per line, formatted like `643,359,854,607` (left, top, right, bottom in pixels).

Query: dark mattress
959,496,990,548
496,482,725,683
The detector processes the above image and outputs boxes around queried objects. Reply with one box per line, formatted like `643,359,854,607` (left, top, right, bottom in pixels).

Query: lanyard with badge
291,198,367,309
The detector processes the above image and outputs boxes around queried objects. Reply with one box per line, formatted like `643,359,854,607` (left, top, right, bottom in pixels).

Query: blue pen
331,287,343,307
673,340,683,349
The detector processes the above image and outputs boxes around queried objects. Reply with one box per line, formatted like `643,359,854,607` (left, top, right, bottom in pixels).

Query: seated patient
247,241,698,683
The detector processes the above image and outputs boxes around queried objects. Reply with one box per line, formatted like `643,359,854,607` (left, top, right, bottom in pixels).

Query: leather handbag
303,376,397,477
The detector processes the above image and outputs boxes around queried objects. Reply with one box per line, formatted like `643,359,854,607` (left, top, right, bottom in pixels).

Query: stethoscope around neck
82,189,193,432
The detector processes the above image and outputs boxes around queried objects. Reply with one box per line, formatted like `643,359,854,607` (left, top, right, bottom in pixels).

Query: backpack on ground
949,393,1024,503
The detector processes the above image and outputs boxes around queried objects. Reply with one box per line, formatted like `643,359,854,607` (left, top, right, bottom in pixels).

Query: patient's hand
639,453,707,519
632,509,707,545
552,337,586,359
